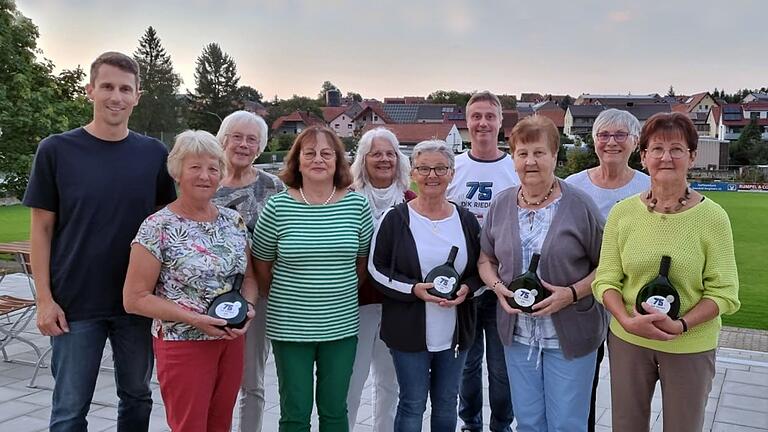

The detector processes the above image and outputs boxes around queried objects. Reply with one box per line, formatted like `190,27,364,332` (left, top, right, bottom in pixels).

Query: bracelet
678,318,688,333
492,280,506,291
568,285,578,304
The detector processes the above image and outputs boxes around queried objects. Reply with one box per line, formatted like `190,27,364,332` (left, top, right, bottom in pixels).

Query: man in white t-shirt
447,91,518,432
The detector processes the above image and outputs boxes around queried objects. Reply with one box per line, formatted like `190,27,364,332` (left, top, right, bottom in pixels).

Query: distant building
271,110,325,135
718,103,768,141
325,89,342,107
742,93,768,103
362,123,463,154
693,138,729,170
564,103,671,137
564,105,607,136
574,93,664,106
520,93,544,103
382,104,459,124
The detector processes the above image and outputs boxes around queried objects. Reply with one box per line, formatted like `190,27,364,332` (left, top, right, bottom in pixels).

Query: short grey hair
216,110,269,155
411,140,455,169
592,109,641,143
351,127,410,190
168,130,227,181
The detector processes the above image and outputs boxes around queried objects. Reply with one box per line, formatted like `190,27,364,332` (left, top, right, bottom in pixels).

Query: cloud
608,10,632,23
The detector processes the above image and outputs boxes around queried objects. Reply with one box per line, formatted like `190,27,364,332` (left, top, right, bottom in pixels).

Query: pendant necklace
646,187,690,213
299,186,336,205
520,182,556,207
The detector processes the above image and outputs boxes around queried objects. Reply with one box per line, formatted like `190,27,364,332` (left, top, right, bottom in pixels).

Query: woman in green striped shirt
252,126,373,432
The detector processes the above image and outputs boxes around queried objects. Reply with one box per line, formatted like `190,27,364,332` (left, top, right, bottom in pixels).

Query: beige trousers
607,331,715,432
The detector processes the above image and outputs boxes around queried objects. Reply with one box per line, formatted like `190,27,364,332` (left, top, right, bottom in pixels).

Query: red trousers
154,336,245,432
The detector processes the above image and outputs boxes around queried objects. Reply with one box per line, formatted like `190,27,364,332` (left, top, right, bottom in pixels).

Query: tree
730,118,765,166
268,133,296,152
0,1,90,199
265,95,323,128
497,94,517,109
346,92,362,103
188,43,241,132
130,26,183,137
666,85,676,97
558,95,573,111
237,85,263,104
318,81,340,102
427,90,472,107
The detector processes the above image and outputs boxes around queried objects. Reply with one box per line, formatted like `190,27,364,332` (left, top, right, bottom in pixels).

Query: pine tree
189,43,241,133
130,26,183,140
667,85,676,97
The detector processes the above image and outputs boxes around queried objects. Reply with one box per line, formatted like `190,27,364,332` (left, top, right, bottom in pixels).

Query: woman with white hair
212,110,284,431
347,127,414,431
123,130,257,431
368,140,481,432
564,108,650,432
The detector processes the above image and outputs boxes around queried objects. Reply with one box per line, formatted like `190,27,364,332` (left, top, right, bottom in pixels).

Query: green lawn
1,194,766,329
0,205,30,243
702,192,768,330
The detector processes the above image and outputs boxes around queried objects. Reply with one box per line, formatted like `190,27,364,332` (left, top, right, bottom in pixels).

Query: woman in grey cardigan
478,116,605,432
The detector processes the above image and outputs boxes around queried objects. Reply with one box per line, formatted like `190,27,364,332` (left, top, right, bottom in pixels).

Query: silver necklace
299,186,336,205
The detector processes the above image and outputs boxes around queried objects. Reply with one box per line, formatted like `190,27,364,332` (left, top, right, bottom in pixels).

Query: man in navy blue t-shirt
23,51,176,431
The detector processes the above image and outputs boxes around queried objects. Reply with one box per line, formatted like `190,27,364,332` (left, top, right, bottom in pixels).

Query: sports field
0,191,766,329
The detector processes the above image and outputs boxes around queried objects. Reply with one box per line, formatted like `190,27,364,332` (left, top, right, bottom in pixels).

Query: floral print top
132,206,248,341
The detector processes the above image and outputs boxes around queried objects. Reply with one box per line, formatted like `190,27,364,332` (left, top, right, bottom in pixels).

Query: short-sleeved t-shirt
133,206,247,341
212,170,285,233
564,169,650,219
251,191,373,342
447,151,520,227
22,128,177,321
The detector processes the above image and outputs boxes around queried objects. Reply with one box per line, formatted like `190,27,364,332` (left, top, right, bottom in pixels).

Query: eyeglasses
645,147,690,159
413,166,450,176
367,151,397,160
227,133,260,147
595,132,630,143
301,150,336,161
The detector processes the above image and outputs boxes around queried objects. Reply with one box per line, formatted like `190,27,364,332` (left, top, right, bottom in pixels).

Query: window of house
335,123,340,128
348,124,352,129
751,112,760,120
373,115,378,121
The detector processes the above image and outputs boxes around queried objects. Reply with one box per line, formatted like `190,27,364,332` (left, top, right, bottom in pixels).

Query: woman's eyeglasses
227,133,260,146
645,147,690,159
301,150,336,161
413,166,450,176
595,132,630,143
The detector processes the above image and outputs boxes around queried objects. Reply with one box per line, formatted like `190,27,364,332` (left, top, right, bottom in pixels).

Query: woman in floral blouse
124,130,257,432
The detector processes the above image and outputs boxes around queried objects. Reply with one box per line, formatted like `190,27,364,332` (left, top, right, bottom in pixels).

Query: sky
15,0,768,101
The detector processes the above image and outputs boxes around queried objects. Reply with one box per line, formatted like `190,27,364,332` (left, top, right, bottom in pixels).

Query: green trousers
272,336,357,432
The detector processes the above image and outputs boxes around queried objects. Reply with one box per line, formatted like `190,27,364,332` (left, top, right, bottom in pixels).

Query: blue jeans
504,341,597,432
390,348,468,432
50,315,154,432
459,291,514,432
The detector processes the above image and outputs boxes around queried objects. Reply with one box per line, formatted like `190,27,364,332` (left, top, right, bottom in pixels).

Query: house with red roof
361,123,463,154
271,110,325,135
719,103,768,141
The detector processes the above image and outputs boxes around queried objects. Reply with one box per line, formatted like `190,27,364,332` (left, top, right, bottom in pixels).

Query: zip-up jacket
368,201,482,352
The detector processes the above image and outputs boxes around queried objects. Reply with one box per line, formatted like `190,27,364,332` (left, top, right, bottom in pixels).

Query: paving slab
2,272,768,431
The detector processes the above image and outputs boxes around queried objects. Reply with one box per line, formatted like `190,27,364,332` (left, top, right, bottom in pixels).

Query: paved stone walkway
1,272,767,431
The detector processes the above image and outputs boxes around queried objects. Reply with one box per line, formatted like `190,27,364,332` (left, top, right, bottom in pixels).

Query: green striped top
252,190,373,342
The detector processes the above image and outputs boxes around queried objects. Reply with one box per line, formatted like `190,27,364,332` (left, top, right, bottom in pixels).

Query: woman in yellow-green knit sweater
593,112,740,432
